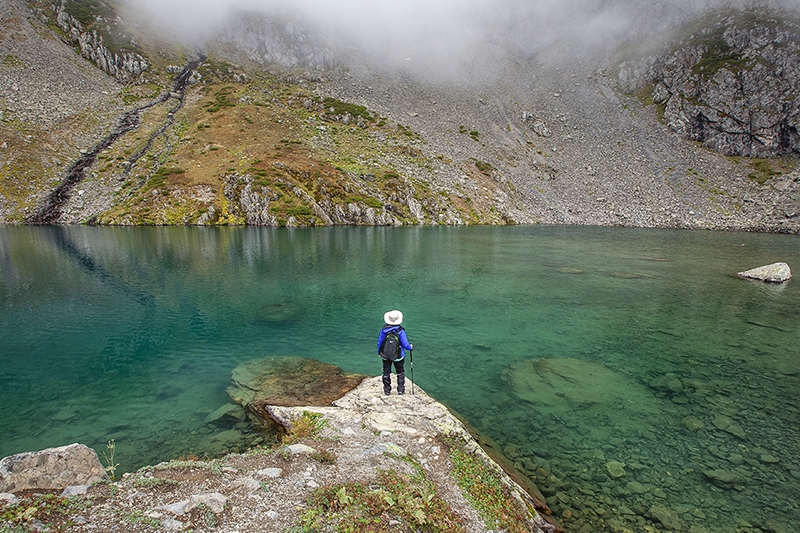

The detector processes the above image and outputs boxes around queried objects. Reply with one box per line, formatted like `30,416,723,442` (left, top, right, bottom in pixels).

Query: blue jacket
377,325,412,360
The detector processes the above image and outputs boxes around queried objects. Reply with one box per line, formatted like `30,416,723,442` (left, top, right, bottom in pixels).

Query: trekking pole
410,349,414,395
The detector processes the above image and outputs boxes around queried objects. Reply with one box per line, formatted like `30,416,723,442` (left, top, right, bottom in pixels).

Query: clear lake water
1,225,798,533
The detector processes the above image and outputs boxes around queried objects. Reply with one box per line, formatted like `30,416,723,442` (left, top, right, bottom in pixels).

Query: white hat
384,310,403,325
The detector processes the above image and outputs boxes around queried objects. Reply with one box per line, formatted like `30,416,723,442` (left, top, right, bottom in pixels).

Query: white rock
737,262,792,282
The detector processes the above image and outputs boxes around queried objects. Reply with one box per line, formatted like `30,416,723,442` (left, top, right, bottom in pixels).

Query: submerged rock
228,356,366,407
605,461,627,479
737,262,792,282
702,468,747,490
502,357,659,416
227,356,366,431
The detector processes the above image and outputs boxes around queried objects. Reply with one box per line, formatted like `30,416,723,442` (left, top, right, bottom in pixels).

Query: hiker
377,309,414,395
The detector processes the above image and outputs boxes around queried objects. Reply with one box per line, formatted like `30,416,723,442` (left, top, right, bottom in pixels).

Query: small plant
283,411,328,444
472,159,495,175
311,449,336,464
119,509,160,528
101,439,120,481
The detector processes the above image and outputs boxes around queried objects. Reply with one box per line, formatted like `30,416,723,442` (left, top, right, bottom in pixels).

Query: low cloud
126,0,799,79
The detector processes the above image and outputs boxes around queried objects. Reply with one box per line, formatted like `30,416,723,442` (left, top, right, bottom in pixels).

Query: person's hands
410,344,414,350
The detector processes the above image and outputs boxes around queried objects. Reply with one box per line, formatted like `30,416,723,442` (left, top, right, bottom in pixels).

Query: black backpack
379,327,402,361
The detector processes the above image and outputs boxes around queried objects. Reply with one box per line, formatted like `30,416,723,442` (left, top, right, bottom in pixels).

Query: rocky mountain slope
1,0,798,231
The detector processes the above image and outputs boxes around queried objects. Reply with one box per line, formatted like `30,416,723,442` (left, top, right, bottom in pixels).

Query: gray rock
162,517,184,531
604,461,626,479
647,504,683,530
60,485,90,497
190,492,227,513
702,468,747,489
286,444,316,455
257,467,283,478
0,492,19,505
362,443,407,456
737,262,792,282
0,443,107,493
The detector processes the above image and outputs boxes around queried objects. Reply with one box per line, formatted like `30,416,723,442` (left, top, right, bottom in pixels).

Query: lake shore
0,376,559,533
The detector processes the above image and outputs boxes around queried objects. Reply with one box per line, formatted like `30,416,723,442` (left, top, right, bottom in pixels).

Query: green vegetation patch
0,492,95,533
293,468,465,533
445,437,531,533
748,158,795,184
203,88,237,113
2,54,24,68
692,38,755,79
472,158,495,175
319,97,375,122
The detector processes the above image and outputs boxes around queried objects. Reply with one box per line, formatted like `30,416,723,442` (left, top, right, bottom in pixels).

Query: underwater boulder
227,356,366,431
502,357,659,418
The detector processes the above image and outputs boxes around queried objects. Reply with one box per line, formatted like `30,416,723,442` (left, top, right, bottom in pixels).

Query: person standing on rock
377,310,414,395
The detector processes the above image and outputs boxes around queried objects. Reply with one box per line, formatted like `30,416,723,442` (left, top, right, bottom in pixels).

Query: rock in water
0,444,107,493
502,357,659,417
737,262,792,282
227,356,366,430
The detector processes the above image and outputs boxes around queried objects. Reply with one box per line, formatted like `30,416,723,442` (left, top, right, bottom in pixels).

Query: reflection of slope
48,227,154,308
503,357,659,416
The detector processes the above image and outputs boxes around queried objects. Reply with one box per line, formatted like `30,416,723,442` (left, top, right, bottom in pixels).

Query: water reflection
0,225,798,533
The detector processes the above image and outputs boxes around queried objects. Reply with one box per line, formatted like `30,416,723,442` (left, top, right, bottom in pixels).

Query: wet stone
605,461,626,479
760,454,780,464
626,480,648,494
228,356,366,407
682,416,705,431
647,504,683,530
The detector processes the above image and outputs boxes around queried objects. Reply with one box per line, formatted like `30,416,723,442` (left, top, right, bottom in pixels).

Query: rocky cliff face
53,0,149,81
618,9,800,157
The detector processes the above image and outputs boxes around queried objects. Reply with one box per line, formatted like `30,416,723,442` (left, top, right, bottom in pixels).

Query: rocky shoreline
0,376,558,533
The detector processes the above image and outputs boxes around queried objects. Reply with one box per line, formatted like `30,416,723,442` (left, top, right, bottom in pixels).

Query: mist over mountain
1,0,798,230
127,0,798,77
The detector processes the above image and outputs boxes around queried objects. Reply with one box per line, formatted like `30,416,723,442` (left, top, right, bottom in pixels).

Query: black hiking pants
382,357,405,394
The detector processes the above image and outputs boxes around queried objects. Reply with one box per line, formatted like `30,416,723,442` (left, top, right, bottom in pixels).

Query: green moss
445,437,531,533
692,38,754,78
204,89,237,113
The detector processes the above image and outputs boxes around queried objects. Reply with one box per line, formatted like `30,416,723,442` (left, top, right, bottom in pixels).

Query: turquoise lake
1,225,798,533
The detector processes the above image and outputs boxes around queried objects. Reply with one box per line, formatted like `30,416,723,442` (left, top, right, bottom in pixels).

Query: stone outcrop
52,0,149,81
262,375,557,533
737,262,792,282
618,9,800,157
220,173,453,226
0,443,107,493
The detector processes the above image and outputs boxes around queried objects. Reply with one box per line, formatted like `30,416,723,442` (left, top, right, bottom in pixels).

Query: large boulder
0,443,107,493
737,262,792,282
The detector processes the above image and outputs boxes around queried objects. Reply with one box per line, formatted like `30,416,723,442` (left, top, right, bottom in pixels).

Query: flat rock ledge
267,375,557,532
737,262,792,282
0,377,559,533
